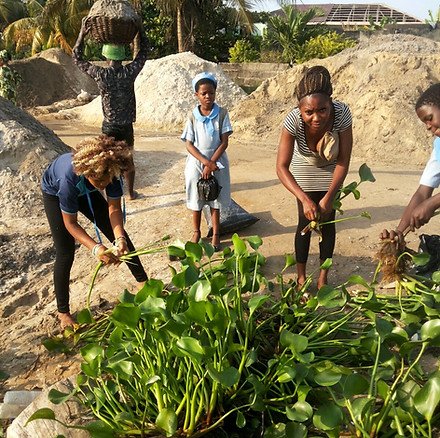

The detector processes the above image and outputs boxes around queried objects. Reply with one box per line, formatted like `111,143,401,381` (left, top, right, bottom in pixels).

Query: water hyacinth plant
28,233,440,437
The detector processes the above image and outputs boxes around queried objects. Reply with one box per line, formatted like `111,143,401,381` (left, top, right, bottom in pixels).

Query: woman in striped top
276,66,353,293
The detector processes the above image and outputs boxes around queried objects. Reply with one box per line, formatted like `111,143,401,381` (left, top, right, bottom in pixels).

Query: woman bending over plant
41,135,148,329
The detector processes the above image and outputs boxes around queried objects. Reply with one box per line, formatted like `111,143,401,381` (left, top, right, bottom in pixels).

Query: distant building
268,3,430,36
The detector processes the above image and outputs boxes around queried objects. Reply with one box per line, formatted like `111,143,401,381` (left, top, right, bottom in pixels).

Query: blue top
420,137,440,189
41,153,123,214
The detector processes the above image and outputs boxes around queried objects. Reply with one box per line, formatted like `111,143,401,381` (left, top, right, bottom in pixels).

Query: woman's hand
302,198,319,221
202,160,218,179
115,236,129,257
318,196,334,217
94,244,120,265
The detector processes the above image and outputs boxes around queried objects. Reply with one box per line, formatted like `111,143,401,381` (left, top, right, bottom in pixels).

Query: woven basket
88,15,139,44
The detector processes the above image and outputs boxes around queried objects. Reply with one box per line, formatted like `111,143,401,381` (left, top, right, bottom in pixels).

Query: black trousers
43,191,148,313
295,191,336,264
102,122,134,147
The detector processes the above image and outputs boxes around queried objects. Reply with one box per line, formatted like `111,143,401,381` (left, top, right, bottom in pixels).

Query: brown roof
271,3,424,25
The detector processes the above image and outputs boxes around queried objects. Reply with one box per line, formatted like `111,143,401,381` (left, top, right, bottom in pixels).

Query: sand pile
65,51,247,131
13,49,98,108
0,98,69,220
231,33,440,166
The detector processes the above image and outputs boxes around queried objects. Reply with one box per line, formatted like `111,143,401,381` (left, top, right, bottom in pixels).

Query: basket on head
87,0,141,45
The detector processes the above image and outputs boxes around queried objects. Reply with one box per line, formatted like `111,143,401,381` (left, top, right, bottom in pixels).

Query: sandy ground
1,116,438,399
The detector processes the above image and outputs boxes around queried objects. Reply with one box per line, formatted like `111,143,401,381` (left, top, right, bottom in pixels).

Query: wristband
92,243,102,257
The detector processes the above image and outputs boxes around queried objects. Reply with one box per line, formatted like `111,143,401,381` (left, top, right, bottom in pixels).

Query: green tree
264,2,325,65
154,0,259,53
3,0,93,56
0,0,27,30
426,7,440,29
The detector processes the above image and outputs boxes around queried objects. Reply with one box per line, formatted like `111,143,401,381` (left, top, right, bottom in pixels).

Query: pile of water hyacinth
27,164,440,437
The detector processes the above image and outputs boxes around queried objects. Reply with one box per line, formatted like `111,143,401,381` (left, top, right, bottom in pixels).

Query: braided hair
72,135,132,181
296,66,333,102
415,83,440,111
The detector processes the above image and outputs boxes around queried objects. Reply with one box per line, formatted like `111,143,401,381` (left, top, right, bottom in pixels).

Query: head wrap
102,44,126,61
192,72,217,92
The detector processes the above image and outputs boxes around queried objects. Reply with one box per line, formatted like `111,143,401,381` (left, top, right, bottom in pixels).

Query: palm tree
155,0,261,53
265,2,324,65
3,0,93,55
0,0,27,30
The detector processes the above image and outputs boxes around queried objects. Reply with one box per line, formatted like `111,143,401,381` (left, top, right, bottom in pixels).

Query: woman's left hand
115,237,129,257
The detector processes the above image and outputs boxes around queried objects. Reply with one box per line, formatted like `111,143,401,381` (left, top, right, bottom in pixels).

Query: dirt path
0,118,435,396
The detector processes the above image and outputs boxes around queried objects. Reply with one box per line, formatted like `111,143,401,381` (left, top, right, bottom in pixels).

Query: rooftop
271,3,424,25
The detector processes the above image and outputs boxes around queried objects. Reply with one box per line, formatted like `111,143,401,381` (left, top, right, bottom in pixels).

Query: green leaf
282,253,296,272
313,402,343,431
42,337,70,353
432,270,440,283
317,285,346,308
411,252,430,267
119,289,135,304
245,235,263,250
135,279,164,302
85,421,116,438
80,344,104,364
48,388,73,405
172,265,199,289
320,258,333,270
347,274,372,288
342,373,369,398
248,294,270,317
156,408,177,437
232,233,247,255
25,407,56,425
280,330,308,353
175,337,205,361
111,304,141,329
420,319,440,342
208,366,240,387
167,245,186,260
286,401,313,422
185,241,203,261
414,374,440,421
188,280,211,302
236,411,246,428
375,316,394,339
314,367,342,387
359,163,375,182
285,422,307,438
277,366,296,383
351,397,374,421
77,308,94,324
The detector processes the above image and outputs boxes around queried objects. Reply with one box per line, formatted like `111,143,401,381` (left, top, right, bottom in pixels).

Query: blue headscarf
192,72,217,92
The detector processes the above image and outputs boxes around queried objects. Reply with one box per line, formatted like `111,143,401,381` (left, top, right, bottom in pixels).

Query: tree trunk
176,4,185,52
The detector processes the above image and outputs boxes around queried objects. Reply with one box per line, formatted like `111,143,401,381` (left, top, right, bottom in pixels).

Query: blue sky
255,1,438,21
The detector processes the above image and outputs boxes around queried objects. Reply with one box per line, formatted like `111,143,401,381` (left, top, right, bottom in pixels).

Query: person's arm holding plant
319,127,353,215
62,212,120,264
107,197,129,256
276,127,319,221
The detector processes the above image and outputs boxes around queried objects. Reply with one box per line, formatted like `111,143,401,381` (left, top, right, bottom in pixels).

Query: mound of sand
13,49,98,108
0,98,69,221
64,52,247,131
231,33,440,166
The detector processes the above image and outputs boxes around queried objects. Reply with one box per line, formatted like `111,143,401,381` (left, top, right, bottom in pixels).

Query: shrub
297,31,357,63
228,38,260,63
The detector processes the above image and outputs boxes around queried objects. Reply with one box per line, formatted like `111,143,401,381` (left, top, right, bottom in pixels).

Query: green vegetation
27,165,440,437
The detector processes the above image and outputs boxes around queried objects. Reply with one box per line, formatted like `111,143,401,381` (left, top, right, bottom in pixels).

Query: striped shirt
284,100,352,191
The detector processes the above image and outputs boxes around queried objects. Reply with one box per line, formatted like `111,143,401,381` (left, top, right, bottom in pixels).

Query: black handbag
197,175,222,202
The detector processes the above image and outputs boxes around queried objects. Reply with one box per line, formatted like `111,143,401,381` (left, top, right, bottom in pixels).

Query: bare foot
127,191,139,201
211,233,220,251
58,312,76,330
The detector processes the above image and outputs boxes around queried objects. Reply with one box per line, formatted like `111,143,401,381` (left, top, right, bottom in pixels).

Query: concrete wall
219,62,289,91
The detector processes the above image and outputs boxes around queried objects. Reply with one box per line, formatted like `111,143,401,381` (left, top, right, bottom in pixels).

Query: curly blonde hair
72,135,132,180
